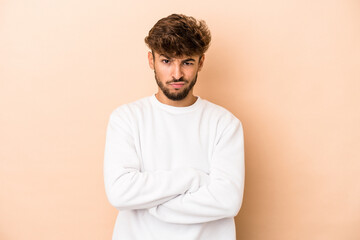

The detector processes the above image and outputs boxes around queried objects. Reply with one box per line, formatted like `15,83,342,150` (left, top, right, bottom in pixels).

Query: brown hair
145,14,211,57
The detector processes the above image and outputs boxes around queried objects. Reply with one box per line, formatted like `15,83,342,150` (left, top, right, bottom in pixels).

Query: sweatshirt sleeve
104,108,205,210
148,119,245,224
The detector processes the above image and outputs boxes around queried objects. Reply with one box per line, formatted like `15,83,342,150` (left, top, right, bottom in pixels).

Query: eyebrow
159,54,196,62
159,54,172,59
183,58,196,62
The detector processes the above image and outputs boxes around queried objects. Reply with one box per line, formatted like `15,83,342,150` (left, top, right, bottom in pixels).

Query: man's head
145,14,211,103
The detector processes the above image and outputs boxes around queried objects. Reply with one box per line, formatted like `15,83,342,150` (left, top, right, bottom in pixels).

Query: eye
162,59,170,64
183,62,194,66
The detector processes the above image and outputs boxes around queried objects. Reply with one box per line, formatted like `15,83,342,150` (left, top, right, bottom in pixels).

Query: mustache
166,77,189,84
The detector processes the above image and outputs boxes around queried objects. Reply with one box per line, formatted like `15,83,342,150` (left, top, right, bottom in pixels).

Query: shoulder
111,96,152,115
200,99,244,144
200,99,242,128
109,96,152,123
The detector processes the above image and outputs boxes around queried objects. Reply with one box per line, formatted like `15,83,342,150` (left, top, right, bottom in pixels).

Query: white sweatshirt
104,95,245,240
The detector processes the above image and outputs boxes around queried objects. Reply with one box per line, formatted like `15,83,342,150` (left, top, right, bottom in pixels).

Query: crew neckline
150,94,202,114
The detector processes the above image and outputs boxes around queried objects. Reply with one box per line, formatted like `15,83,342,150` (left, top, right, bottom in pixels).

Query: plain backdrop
0,0,359,239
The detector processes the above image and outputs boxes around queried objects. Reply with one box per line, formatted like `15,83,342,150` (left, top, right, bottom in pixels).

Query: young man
104,14,245,240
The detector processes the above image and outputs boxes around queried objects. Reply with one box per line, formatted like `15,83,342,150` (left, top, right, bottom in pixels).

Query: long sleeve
104,109,206,210
148,119,245,224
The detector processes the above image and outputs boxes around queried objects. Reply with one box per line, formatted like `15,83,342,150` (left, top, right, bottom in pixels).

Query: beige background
1,0,359,239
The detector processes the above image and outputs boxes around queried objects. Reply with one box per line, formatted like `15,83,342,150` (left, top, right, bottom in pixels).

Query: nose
171,63,184,80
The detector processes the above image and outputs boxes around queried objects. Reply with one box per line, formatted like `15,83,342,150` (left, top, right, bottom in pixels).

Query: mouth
169,82,186,89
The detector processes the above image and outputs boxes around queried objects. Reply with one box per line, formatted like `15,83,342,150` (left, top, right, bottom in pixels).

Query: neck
155,90,197,107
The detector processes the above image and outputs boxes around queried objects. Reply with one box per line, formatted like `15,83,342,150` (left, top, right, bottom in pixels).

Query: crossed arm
104,111,244,224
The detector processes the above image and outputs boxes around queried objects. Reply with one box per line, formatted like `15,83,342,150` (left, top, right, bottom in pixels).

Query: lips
169,82,185,89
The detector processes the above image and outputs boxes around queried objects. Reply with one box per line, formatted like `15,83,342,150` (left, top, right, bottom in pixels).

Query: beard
154,71,198,101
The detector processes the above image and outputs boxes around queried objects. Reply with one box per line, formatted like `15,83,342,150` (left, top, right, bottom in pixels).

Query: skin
148,51,205,107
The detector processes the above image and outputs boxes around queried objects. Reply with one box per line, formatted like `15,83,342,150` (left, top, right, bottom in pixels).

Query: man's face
148,51,204,101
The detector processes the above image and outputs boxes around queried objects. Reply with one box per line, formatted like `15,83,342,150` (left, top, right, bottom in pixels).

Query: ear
148,51,154,70
198,54,205,72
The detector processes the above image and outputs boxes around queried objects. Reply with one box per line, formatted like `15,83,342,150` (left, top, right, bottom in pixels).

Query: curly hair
145,14,211,57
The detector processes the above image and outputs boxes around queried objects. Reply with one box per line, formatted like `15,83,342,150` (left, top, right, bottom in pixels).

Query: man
104,14,245,240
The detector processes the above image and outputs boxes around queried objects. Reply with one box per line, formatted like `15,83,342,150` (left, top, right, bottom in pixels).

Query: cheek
184,68,198,79
155,66,171,79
